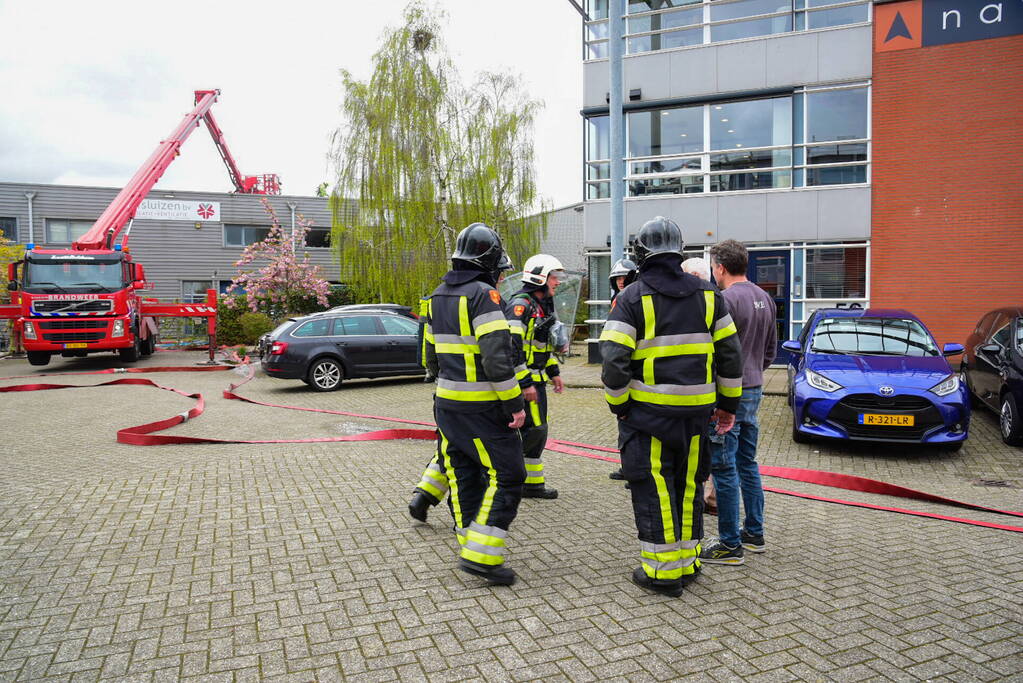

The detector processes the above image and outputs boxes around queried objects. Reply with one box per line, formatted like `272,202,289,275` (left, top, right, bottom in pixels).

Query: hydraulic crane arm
72,89,280,251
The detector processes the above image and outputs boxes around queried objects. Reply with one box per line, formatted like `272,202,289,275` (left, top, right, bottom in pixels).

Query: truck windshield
811,317,939,357
24,257,124,293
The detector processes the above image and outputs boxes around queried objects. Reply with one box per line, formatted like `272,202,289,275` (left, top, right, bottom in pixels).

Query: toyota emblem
879,385,894,396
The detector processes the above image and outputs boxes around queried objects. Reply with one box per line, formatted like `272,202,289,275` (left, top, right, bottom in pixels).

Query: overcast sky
0,1,584,209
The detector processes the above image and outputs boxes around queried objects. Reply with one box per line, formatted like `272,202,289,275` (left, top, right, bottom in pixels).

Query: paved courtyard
0,350,1021,681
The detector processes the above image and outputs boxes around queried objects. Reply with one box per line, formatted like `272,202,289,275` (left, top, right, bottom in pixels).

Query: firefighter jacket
423,269,524,416
506,289,561,389
599,256,744,418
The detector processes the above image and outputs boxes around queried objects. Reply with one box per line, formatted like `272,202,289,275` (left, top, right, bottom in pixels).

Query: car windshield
24,256,124,292
810,317,939,357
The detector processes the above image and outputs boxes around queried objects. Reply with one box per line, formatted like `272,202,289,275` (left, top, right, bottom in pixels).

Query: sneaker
740,529,766,554
522,486,558,499
609,468,625,480
459,559,517,586
631,567,683,597
699,539,745,565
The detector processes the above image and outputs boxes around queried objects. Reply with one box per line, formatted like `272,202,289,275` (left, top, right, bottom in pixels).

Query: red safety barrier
3,359,1020,533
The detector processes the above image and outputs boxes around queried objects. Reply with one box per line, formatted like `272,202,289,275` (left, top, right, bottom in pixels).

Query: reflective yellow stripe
476,319,509,337
545,356,557,367
630,389,716,406
434,342,480,354
642,295,656,385
632,343,715,360
599,329,637,349
530,401,541,426
719,384,742,398
515,368,530,380
440,431,462,529
650,436,675,545
681,434,699,542
465,527,505,548
605,390,630,405
713,322,737,341
436,387,500,402
458,296,475,383
461,438,504,566
704,290,714,330
496,384,522,401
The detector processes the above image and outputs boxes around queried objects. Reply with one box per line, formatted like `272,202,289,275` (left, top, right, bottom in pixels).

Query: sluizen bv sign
135,199,221,222
876,0,1023,52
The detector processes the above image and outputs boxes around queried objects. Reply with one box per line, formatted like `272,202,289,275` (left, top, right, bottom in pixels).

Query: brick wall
871,34,1023,347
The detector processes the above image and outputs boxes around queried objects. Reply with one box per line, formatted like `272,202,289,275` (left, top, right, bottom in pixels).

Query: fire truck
0,90,280,366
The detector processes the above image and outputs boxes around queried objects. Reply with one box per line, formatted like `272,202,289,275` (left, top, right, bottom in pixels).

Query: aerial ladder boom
72,89,280,251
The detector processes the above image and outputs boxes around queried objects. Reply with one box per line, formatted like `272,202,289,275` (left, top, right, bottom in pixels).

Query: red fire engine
0,89,280,366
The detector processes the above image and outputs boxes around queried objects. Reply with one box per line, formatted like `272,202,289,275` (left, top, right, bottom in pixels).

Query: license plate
63,343,88,349
859,413,914,426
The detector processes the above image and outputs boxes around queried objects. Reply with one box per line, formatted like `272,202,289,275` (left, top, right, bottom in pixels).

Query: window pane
587,116,610,161
587,0,609,20
807,88,867,142
46,220,68,243
710,170,791,191
1015,319,1023,354
660,27,703,49
339,316,380,335
305,229,331,248
587,161,611,180
806,143,867,165
586,20,609,41
587,182,611,199
629,176,704,195
381,316,418,335
710,97,791,150
629,106,703,157
182,280,213,303
631,157,701,174
293,319,332,337
711,148,791,171
711,14,792,41
806,165,867,186
587,41,609,59
628,6,701,32
0,217,16,241
628,0,699,13
807,4,868,27
804,247,866,298
225,225,243,246
711,0,790,21
70,221,92,241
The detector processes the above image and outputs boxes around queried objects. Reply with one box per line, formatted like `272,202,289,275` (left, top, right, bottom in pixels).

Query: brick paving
0,350,1021,681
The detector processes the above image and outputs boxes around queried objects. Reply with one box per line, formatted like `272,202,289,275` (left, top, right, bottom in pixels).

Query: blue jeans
709,387,765,547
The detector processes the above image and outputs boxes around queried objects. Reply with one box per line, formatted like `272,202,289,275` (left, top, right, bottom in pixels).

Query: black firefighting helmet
633,216,684,266
452,222,505,272
497,252,513,272
609,258,638,293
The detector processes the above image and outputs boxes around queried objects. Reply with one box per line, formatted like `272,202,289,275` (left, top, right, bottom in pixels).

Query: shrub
239,312,273,344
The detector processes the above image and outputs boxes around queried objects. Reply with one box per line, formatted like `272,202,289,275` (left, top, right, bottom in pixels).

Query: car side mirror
979,343,1001,355
6,281,16,291
942,343,965,357
781,340,802,354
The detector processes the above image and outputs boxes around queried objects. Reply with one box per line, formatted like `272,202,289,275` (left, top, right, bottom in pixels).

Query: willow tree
330,2,547,305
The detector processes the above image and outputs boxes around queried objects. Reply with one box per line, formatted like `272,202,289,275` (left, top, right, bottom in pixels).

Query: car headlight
806,369,843,393
23,321,37,340
112,319,125,337
929,374,960,397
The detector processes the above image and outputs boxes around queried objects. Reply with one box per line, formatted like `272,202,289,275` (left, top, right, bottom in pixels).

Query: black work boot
522,485,558,499
631,567,683,597
609,468,625,480
408,490,436,522
459,559,517,586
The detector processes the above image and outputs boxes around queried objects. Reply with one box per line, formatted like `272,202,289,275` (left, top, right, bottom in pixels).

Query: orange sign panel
875,0,923,52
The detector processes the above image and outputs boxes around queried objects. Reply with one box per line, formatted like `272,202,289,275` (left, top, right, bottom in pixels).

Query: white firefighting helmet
521,254,565,287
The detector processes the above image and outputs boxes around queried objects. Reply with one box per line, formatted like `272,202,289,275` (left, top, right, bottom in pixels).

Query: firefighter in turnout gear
600,217,743,597
408,252,514,522
608,258,640,482
419,223,527,586
507,254,566,499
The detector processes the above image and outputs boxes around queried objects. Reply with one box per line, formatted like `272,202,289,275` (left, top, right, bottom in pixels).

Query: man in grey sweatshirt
700,240,777,565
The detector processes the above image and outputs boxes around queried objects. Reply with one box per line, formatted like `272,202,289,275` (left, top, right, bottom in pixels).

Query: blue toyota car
783,308,969,451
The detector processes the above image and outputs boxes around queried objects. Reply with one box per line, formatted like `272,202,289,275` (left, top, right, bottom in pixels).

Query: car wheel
999,393,1023,446
791,413,811,444
27,351,51,366
308,358,343,392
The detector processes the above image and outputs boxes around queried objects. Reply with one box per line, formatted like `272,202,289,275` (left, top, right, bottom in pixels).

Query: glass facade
584,84,868,198
585,0,869,58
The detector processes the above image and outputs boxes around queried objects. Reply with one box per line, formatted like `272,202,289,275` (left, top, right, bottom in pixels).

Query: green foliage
215,295,247,346
330,1,548,306
239,312,273,343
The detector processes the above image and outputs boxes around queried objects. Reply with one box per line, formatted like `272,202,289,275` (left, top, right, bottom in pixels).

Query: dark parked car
326,303,416,319
783,308,968,450
261,310,424,391
961,306,1023,446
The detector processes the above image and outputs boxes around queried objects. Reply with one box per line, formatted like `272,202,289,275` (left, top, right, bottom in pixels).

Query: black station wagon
260,310,425,391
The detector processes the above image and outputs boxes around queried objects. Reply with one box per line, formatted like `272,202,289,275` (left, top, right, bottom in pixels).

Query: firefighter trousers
522,382,549,489
619,411,710,582
414,448,448,504
435,405,526,567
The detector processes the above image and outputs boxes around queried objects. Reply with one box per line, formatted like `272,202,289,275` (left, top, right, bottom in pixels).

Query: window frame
0,217,17,242
181,280,214,304
44,218,95,245
223,224,273,248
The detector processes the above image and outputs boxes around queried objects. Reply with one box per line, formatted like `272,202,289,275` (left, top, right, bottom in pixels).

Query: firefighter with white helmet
506,253,565,499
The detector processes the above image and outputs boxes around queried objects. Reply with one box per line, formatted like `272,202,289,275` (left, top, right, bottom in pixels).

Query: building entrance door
747,250,790,365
